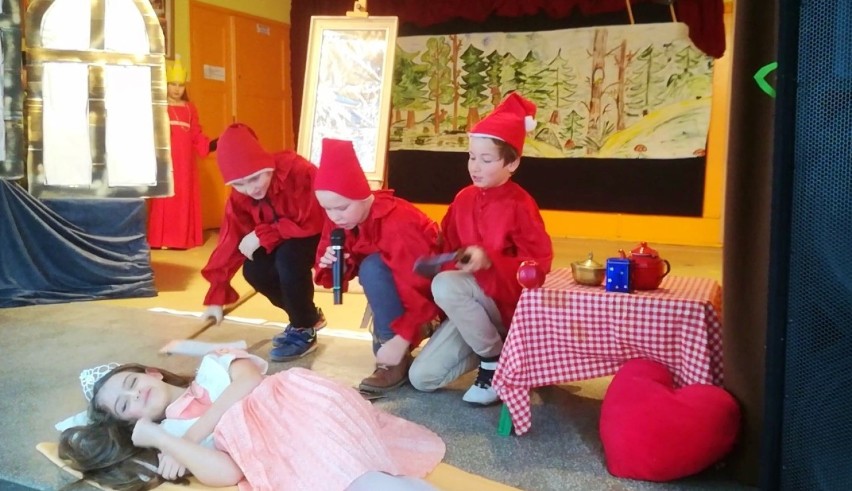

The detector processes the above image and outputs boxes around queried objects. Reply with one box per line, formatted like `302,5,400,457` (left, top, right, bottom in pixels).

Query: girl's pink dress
147,102,210,249
163,350,445,491
215,368,445,491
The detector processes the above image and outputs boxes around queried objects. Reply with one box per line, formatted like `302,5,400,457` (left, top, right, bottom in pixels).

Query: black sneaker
463,359,500,406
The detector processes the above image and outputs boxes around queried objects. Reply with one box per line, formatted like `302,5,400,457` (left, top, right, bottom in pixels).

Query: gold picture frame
297,16,398,184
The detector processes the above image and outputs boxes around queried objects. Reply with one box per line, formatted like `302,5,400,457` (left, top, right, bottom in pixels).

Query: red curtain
290,0,726,140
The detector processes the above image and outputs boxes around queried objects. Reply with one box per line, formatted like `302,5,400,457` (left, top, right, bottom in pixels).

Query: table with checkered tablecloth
492,268,723,436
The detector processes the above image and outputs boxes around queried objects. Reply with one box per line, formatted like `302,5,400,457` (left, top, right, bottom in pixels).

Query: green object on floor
497,403,513,436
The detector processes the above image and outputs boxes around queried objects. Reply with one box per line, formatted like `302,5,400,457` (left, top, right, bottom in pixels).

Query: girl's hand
458,246,491,273
132,418,165,449
238,231,261,260
317,245,349,268
158,452,188,481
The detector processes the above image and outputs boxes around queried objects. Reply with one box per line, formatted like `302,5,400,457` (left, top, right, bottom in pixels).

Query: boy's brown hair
485,137,519,168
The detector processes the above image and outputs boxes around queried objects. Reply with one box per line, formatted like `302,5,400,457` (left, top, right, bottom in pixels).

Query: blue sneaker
272,309,327,348
269,327,317,362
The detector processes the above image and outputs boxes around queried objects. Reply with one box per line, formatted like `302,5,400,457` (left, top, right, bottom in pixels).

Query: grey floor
0,302,752,491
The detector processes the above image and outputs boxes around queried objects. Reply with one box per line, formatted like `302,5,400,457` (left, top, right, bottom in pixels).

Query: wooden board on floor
37,442,519,491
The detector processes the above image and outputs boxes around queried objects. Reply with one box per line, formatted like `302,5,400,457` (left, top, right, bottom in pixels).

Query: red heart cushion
599,359,740,482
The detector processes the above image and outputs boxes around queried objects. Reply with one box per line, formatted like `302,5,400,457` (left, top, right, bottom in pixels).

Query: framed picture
149,0,174,58
298,16,398,184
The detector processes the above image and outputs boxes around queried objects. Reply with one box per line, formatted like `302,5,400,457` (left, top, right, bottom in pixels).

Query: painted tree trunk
490,86,501,107
586,28,607,155
433,93,441,135
450,34,461,132
615,40,629,131
467,107,480,130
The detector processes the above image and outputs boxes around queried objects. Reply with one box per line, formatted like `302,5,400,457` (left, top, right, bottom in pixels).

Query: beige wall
173,0,291,70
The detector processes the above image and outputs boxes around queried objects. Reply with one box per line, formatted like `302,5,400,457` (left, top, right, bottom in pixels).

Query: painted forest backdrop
389,22,714,159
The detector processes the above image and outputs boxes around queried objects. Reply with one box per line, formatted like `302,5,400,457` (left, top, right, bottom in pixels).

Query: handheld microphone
330,228,346,305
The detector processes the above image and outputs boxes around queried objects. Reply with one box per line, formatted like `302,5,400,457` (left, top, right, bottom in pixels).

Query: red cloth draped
291,0,726,138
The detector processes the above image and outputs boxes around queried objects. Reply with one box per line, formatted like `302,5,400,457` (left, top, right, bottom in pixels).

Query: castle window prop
25,0,172,198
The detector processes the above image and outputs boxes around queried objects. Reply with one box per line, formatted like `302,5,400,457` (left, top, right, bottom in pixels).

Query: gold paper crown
79,362,120,401
166,55,187,84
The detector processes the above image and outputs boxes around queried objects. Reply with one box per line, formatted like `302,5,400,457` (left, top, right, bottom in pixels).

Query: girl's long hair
59,364,193,491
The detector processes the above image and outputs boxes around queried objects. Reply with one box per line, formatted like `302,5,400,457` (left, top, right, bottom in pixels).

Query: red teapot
628,242,671,290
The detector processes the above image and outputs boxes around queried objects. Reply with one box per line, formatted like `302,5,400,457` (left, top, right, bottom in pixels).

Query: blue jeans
358,253,404,354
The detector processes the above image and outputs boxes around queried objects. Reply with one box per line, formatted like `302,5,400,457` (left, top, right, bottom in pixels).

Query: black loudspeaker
763,0,852,489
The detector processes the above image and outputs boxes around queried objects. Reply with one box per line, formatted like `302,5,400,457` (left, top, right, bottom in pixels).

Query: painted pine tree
626,44,667,117
560,110,585,150
660,44,713,103
485,51,505,107
392,46,429,130
545,48,578,125
460,44,489,130
499,52,520,100
421,37,453,135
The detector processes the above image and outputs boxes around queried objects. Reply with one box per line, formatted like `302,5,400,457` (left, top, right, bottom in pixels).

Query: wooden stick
625,0,635,25
160,290,259,354
669,3,678,22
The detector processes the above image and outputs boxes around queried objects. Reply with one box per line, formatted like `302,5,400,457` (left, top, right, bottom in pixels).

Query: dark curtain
0,180,155,308
722,0,776,486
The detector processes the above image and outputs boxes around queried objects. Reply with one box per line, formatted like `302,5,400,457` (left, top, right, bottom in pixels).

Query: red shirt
441,181,553,328
314,191,441,344
202,152,324,305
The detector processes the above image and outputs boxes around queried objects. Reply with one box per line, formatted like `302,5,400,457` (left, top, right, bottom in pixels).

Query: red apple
517,260,545,289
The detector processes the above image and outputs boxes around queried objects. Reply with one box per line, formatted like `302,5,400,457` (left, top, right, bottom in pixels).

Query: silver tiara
79,363,120,401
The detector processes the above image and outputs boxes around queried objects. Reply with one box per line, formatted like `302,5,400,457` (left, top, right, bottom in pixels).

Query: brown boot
359,354,412,393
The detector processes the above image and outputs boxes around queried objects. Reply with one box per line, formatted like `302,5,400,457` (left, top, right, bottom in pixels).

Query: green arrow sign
754,62,778,98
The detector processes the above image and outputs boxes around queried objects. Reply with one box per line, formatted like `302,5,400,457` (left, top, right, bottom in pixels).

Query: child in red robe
147,57,215,250
200,124,326,362
313,138,441,393
409,92,554,406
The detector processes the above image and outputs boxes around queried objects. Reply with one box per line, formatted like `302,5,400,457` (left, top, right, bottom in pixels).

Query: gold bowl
571,252,606,286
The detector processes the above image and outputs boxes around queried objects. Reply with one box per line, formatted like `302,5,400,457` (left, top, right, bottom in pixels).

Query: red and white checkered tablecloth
492,268,723,435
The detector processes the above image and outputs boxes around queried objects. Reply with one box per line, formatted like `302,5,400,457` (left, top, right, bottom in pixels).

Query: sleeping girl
59,348,445,491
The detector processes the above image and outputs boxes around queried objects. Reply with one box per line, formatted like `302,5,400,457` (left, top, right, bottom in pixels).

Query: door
189,2,233,229
189,2,292,229
234,17,292,150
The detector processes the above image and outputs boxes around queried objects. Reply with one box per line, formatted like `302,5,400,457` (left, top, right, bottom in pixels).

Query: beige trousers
409,271,507,392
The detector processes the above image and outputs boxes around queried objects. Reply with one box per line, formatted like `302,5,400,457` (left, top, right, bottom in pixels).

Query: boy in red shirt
313,138,441,392
200,124,326,362
409,93,554,406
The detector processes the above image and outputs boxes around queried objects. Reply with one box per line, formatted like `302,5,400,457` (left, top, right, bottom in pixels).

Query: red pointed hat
469,92,537,155
216,123,274,184
314,138,371,200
